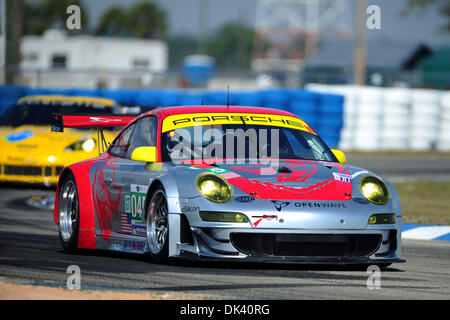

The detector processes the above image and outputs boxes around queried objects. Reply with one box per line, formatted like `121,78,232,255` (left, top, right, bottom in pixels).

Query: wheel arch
54,162,97,250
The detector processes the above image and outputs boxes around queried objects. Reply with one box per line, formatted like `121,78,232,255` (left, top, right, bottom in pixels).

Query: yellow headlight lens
66,138,96,152
196,173,232,203
359,176,390,205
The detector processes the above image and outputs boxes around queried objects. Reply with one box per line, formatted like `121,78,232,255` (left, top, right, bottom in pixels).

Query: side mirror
331,149,346,164
131,146,157,163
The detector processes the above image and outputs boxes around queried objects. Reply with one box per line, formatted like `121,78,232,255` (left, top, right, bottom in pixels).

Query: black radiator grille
1,164,64,177
3,165,43,176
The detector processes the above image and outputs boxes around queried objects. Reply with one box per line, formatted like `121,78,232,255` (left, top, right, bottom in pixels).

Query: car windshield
161,123,337,163
0,100,114,127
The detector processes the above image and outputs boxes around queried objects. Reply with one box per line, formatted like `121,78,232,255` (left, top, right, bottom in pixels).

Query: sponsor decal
110,240,147,252
182,206,200,213
206,167,229,174
234,196,255,203
162,113,314,134
333,172,351,183
132,224,146,235
295,202,347,208
353,197,370,205
252,215,278,227
5,130,34,142
272,200,290,211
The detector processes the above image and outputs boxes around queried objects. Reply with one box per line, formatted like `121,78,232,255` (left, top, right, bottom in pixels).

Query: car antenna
201,99,204,106
227,85,230,110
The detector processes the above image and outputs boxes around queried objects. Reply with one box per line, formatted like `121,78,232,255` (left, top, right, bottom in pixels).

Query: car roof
18,95,117,107
145,105,298,119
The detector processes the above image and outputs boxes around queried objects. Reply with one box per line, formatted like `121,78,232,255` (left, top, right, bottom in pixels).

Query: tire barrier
306,84,449,151
438,92,450,151
0,85,344,148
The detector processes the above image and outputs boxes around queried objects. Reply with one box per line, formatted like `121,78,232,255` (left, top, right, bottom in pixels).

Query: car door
92,123,136,240
112,116,158,236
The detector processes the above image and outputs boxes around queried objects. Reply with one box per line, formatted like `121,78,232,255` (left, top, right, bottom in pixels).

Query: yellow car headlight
359,175,390,205
196,173,232,203
65,138,95,152
82,138,95,152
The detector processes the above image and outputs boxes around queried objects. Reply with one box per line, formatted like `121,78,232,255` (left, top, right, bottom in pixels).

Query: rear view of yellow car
0,95,119,185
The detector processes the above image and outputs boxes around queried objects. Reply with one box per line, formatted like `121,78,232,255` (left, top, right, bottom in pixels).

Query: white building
3,29,169,88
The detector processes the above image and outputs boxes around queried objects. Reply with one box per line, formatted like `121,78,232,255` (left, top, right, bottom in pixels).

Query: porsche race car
53,105,404,267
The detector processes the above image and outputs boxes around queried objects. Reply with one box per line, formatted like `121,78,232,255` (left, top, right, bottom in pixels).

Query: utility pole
0,0,6,84
353,0,366,85
198,0,209,54
4,0,22,84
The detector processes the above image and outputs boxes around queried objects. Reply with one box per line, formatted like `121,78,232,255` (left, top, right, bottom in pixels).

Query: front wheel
58,174,80,253
146,186,169,263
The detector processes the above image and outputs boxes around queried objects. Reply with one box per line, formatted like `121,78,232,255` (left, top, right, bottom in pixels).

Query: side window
109,124,135,158
126,116,157,159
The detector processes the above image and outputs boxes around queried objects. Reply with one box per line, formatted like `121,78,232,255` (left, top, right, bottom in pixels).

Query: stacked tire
409,89,440,151
353,86,383,151
437,92,450,151
380,88,410,150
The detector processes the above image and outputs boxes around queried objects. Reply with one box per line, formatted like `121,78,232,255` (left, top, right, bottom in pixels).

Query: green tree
404,0,450,32
124,1,167,39
23,0,88,35
206,23,257,70
93,6,126,36
93,1,167,39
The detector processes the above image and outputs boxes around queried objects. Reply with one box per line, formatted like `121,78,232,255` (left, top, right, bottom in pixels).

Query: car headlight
65,138,95,152
196,173,232,203
359,175,390,205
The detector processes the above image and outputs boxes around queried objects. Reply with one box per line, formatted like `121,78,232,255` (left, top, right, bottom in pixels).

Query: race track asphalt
1,184,449,300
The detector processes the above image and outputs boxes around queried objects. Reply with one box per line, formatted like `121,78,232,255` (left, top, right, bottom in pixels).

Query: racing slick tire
57,174,80,253
146,186,169,263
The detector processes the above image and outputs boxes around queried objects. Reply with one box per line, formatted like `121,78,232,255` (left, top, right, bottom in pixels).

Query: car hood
177,159,371,201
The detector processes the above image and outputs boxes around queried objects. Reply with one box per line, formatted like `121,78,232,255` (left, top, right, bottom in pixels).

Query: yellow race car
0,95,120,185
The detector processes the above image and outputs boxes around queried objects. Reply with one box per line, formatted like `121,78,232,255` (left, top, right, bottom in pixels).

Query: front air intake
230,233,382,258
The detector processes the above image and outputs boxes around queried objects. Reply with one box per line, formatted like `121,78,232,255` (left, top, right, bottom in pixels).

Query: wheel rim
59,180,78,242
147,190,168,255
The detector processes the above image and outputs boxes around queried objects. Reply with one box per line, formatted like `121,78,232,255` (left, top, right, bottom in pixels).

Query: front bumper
173,224,403,264
0,163,63,185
